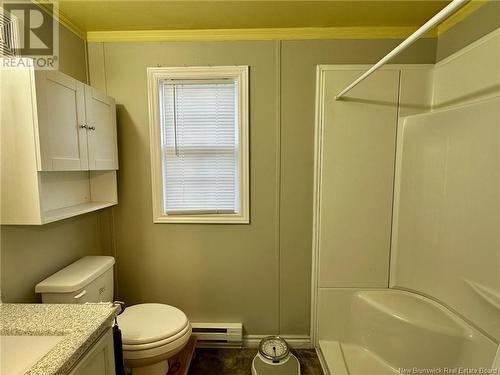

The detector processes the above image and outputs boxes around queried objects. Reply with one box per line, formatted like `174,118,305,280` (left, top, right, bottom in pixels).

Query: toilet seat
118,303,189,346
118,303,192,366
122,324,191,361
123,322,191,352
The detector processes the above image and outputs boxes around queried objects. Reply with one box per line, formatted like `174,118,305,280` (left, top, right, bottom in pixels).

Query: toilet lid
117,303,189,345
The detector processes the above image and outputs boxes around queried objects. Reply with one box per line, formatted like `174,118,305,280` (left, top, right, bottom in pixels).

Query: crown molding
32,0,86,40
86,26,437,43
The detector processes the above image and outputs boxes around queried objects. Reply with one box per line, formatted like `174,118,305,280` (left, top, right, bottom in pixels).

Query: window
147,66,249,223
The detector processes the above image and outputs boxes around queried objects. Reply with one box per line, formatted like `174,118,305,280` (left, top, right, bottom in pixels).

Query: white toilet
35,256,191,375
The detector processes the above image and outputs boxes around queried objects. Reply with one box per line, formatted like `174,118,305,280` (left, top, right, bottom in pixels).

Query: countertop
1,303,118,374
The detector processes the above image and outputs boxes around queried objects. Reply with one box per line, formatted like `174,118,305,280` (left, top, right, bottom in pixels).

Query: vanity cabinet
69,328,116,375
0,60,118,225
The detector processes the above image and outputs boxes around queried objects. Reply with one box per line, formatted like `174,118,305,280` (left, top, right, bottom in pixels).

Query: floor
188,348,324,375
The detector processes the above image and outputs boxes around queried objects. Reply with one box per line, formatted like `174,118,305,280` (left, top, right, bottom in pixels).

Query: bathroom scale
251,336,301,375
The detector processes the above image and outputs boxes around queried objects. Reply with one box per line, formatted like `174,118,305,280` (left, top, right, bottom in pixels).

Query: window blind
159,80,239,214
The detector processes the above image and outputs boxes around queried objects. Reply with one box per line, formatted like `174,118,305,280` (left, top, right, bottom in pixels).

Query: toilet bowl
35,256,192,375
118,303,192,375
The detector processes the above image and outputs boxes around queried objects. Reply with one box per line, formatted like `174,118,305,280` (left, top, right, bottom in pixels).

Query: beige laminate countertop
0,303,118,374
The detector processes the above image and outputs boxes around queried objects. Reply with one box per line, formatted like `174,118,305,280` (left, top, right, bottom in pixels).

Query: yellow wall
0,25,112,303
88,38,435,336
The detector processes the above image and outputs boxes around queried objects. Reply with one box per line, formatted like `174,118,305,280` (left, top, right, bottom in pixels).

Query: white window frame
147,66,249,224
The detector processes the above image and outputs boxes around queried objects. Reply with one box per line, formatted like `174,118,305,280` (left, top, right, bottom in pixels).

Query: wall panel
88,38,435,336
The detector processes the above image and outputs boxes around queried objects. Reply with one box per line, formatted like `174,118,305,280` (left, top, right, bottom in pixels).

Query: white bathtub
316,289,498,375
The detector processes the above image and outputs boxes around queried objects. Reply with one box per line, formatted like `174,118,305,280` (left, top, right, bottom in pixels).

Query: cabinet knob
89,126,96,131
80,124,88,129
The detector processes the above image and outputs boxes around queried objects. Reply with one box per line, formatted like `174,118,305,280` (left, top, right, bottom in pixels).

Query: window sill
153,214,249,224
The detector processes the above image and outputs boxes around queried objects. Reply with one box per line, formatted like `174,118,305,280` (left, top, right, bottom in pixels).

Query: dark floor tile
188,348,323,375
292,349,324,375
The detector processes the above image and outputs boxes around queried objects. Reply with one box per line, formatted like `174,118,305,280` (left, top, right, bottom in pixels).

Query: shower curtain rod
334,0,469,101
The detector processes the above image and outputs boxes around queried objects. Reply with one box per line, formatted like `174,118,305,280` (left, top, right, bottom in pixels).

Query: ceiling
41,0,485,41
57,1,452,31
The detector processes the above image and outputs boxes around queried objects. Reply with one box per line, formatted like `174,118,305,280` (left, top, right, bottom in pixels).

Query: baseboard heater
191,323,243,348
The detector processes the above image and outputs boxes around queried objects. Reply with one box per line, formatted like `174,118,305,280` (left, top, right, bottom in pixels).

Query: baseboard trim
243,335,312,349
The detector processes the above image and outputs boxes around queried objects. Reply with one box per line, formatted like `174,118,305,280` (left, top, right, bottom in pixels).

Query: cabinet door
85,86,118,170
35,71,88,171
69,328,116,375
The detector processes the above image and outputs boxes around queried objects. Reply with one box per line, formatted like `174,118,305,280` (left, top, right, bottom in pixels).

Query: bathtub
316,289,498,375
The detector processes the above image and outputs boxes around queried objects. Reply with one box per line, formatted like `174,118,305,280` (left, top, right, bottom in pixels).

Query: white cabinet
0,60,118,225
34,70,118,171
85,86,119,170
35,70,89,171
69,328,116,375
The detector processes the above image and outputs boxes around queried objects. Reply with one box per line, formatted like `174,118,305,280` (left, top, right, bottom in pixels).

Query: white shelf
42,201,116,224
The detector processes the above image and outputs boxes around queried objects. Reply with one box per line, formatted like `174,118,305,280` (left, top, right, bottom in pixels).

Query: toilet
35,256,191,375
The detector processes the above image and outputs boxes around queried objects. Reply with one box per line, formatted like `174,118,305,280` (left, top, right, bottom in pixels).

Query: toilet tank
35,256,115,304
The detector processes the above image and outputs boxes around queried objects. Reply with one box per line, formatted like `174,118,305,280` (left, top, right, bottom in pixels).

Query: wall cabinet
85,86,119,170
36,71,89,170
1,61,118,225
35,70,118,171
